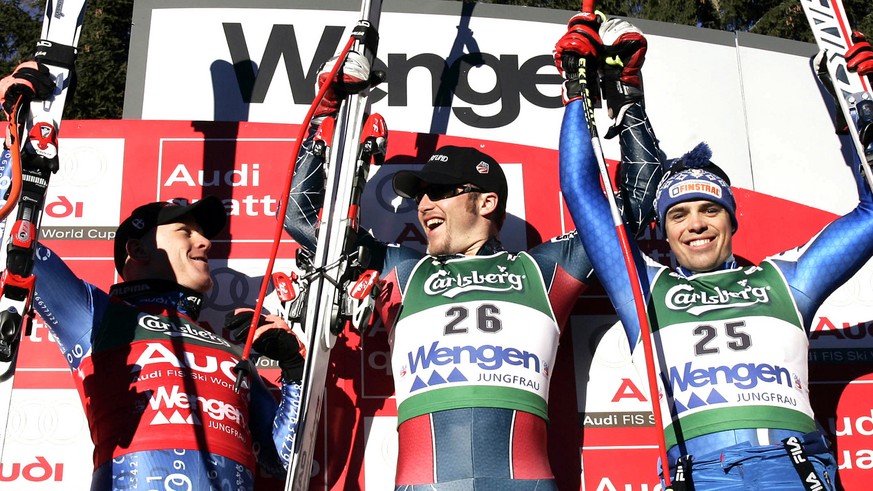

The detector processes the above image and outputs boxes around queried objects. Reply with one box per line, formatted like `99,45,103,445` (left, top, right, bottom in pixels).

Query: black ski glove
225,309,306,383
600,18,647,121
814,50,849,135
0,61,55,118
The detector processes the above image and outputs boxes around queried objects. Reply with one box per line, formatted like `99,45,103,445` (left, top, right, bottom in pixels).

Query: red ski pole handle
581,0,595,14
0,96,26,223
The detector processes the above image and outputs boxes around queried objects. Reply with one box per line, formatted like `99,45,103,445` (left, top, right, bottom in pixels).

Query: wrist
280,357,304,382
562,79,584,104
601,74,643,119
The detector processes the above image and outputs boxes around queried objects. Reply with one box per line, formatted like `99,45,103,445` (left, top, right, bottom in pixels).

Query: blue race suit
283,117,662,490
559,98,873,489
31,245,300,490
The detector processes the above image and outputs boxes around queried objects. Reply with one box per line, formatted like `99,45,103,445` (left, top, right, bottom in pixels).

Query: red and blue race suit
31,245,300,490
283,114,663,490
559,98,873,488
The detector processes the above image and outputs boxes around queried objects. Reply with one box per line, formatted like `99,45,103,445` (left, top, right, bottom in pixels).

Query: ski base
284,2,384,489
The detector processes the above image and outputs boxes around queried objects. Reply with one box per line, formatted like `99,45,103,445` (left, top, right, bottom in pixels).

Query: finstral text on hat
667,178,723,200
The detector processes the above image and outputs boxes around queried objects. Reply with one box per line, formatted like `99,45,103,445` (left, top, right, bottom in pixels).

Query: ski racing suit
560,98,873,489
283,115,662,490
31,245,300,490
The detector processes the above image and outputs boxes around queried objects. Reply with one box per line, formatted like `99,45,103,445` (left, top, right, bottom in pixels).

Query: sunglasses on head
413,184,484,204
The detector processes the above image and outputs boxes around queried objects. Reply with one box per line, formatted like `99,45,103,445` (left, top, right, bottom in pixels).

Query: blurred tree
70,1,134,119
473,0,873,42
0,0,133,119
0,0,41,77
638,0,720,30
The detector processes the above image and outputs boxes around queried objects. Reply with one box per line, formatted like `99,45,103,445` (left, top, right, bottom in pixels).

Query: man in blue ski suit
1,64,303,490
556,16,873,490
282,40,663,489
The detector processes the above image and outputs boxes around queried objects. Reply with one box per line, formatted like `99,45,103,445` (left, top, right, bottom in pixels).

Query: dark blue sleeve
32,243,108,370
361,234,422,288
283,123,422,286
528,231,593,286
248,373,301,474
284,127,321,252
615,103,666,237
771,151,873,326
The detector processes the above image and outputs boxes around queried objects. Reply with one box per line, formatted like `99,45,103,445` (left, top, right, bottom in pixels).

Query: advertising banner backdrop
0,0,871,489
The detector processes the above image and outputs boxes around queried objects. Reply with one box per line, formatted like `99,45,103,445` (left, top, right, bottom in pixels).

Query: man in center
283,20,662,488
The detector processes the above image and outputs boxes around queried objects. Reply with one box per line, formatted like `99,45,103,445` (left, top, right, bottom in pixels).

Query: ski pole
578,63,674,488
575,0,673,487
232,34,358,392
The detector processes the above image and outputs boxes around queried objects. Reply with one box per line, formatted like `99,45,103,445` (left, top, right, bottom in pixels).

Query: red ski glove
0,61,54,119
313,51,376,122
600,18,647,120
554,11,603,105
846,31,873,77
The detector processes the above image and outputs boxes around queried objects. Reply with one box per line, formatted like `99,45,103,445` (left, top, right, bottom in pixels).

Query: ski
0,0,89,462
284,1,384,488
800,0,873,173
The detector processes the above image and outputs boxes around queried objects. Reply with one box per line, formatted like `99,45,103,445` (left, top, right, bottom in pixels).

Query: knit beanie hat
654,142,737,232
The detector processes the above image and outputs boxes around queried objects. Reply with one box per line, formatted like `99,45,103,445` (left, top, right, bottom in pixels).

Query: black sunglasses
413,184,484,204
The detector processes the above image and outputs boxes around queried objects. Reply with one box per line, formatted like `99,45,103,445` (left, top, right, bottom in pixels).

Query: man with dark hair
283,31,662,488
1,63,304,490
557,17,873,490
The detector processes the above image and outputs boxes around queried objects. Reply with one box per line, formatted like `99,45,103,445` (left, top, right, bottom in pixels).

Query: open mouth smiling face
665,200,734,273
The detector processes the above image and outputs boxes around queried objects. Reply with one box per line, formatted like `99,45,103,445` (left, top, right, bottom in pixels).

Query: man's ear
125,239,149,264
479,192,499,217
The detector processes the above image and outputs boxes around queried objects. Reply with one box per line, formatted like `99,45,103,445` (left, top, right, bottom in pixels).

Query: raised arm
560,99,649,348
600,18,665,236
771,33,873,325
555,16,663,348
284,128,323,252
32,243,107,369
771,140,873,324
284,52,376,252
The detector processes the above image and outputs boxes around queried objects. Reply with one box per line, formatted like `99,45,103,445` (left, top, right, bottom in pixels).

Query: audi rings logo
59,145,110,187
374,169,417,214
207,266,254,311
7,397,88,445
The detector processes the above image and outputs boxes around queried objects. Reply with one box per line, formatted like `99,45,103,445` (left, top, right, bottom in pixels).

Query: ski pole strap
351,21,379,54
34,39,78,69
781,435,830,491
232,358,255,392
670,455,690,491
